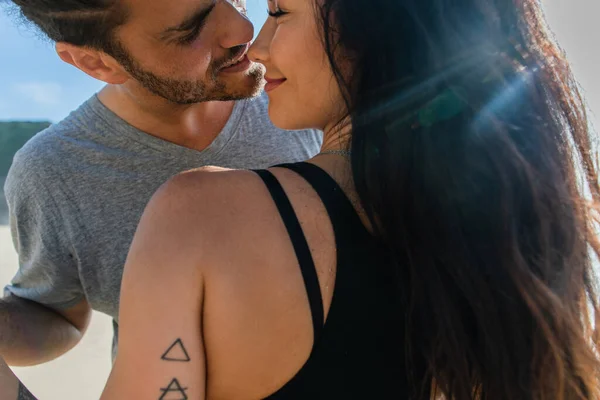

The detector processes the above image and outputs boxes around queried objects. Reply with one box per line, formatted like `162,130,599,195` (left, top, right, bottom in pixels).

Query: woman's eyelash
267,8,287,18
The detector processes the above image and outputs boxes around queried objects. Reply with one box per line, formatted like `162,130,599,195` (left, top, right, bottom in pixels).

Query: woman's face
248,0,345,131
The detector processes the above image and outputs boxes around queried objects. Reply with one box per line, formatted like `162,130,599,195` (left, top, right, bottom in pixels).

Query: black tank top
254,162,427,399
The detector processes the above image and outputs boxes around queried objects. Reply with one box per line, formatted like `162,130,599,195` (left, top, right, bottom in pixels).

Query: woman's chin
267,106,307,131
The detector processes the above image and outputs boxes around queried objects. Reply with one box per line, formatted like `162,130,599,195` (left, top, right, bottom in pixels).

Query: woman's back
200,159,422,398
104,157,422,399
257,162,425,399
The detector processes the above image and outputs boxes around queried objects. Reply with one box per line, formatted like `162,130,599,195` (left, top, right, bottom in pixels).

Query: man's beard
110,43,264,104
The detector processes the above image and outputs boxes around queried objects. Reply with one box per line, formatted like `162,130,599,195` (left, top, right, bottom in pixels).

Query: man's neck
97,84,237,152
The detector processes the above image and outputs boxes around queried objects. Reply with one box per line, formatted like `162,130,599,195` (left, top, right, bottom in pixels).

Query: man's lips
219,44,250,72
264,76,286,92
219,55,251,73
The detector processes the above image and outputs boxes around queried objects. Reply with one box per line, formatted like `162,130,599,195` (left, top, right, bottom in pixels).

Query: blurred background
0,0,598,398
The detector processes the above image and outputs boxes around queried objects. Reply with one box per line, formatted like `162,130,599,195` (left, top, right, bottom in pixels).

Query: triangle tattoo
161,338,191,362
159,378,188,400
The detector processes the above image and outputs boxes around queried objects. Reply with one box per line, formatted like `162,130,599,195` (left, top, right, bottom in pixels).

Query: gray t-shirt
4,92,322,357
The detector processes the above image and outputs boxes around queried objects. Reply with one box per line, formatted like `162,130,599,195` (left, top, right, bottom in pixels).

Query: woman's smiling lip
264,76,287,92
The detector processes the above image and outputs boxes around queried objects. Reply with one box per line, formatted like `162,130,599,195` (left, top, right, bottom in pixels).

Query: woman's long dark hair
318,0,600,398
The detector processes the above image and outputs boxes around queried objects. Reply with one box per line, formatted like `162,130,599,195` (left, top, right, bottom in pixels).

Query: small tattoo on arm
17,381,37,400
159,378,188,400
159,339,190,399
161,338,190,362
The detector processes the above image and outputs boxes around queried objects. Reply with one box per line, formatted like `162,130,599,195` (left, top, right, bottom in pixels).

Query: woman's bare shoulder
140,166,281,265
155,166,268,217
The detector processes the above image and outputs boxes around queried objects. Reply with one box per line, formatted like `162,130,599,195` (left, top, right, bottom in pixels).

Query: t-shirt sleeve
3,149,83,310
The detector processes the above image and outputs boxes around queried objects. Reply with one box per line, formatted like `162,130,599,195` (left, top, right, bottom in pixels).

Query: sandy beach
0,226,113,399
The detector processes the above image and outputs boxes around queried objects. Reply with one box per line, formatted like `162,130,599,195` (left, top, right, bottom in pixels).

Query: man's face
111,0,264,104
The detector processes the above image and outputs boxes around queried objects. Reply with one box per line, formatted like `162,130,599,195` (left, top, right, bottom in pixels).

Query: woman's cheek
269,31,291,71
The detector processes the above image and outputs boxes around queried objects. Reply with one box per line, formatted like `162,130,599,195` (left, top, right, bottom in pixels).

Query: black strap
254,169,324,342
277,162,367,238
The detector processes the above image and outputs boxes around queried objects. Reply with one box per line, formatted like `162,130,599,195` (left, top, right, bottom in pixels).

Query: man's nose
217,1,254,49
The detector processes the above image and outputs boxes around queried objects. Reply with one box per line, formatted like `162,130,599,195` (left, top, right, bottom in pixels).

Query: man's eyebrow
159,3,216,40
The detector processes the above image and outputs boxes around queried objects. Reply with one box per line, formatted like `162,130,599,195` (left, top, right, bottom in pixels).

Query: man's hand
0,355,37,399
0,296,91,366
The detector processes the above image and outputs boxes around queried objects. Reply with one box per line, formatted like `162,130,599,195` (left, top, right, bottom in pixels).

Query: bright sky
0,0,597,126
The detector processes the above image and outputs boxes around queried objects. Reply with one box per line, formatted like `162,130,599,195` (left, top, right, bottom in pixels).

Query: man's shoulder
6,101,101,192
11,120,80,175
13,94,114,169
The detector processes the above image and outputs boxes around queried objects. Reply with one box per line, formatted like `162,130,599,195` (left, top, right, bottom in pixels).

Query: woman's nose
248,19,275,64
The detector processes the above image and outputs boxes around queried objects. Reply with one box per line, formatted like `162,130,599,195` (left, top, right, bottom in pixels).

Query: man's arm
2,148,91,366
0,296,91,366
0,355,37,399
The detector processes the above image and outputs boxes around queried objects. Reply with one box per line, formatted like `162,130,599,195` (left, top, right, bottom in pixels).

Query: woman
101,0,600,398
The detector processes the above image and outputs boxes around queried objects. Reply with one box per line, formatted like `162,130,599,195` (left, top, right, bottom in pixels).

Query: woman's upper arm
101,177,208,400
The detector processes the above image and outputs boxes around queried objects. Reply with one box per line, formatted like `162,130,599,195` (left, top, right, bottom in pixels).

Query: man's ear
55,42,129,84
